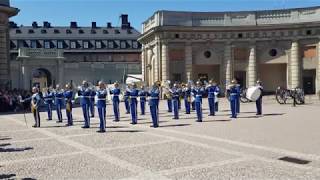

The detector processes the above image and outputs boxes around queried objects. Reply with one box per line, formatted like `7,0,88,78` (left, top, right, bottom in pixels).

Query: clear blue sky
10,0,320,32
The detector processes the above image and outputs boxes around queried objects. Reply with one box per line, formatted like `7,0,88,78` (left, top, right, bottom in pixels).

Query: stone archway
32,68,52,90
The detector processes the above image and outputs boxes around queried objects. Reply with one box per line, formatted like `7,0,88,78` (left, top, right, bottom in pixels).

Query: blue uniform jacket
170,88,181,101
54,90,64,105
206,85,219,98
129,88,139,101
110,88,121,102
43,91,54,104
228,86,238,101
90,91,96,101
192,87,205,103
96,89,107,108
78,87,91,105
64,90,73,103
139,90,148,102
148,88,159,106
235,85,241,98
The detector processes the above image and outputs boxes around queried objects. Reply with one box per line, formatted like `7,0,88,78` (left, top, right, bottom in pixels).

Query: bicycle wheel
275,87,286,104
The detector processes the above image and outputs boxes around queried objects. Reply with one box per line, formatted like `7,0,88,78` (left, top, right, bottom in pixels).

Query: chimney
32,21,38,28
70,21,78,28
92,22,97,28
107,22,112,28
9,21,17,28
43,21,51,28
121,14,130,29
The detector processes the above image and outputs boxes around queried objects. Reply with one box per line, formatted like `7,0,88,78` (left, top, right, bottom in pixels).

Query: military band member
54,84,64,123
128,83,139,124
138,85,148,115
227,80,238,119
124,86,131,114
149,82,160,128
215,85,220,112
182,83,191,114
192,81,205,122
166,83,173,113
206,80,219,116
90,89,96,118
235,80,241,114
170,83,181,119
43,87,54,120
78,81,91,128
96,81,108,132
64,83,74,126
110,82,121,121
256,80,263,115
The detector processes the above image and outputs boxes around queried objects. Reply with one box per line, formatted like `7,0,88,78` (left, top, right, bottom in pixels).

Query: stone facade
139,7,320,94
9,15,141,90
0,0,18,88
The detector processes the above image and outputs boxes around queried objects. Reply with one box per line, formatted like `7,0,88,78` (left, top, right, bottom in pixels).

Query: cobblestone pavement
1,98,320,179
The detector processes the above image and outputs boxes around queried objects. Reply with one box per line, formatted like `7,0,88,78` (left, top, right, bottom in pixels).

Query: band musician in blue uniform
96,81,108,132
64,83,74,126
166,83,173,113
170,83,181,119
139,85,148,115
78,81,91,128
90,88,96,118
227,80,238,119
256,80,263,115
124,85,131,114
21,87,42,128
43,87,54,120
235,80,241,114
110,82,121,121
128,83,139,124
181,83,191,114
149,82,160,128
205,79,219,116
192,81,205,122
54,84,64,123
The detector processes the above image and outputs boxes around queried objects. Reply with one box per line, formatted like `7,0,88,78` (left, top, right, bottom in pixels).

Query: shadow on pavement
108,130,144,133
263,113,285,116
159,124,190,128
0,143,33,152
202,119,231,123
0,137,11,141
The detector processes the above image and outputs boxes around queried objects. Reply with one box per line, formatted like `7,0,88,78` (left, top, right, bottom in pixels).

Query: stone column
224,42,232,87
161,41,169,82
290,40,300,89
147,48,153,86
185,42,193,81
316,40,320,93
154,42,160,82
141,46,145,82
247,44,256,87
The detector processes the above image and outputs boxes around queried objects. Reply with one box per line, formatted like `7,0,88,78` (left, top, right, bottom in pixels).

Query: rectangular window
108,41,114,49
30,40,37,48
120,41,127,49
18,40,25,48
95,40,102,49
70,41,77,49
83,41,89,49
57,40,64,49
132,41,138,49
44,40,50,49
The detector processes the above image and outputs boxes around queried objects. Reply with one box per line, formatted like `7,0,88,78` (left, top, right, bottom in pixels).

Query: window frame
95,40,102,49
70,40,77,49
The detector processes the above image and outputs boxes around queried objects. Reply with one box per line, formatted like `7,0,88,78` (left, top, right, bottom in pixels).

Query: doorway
303,69,316,94
32,68,52,90
234,71,246,88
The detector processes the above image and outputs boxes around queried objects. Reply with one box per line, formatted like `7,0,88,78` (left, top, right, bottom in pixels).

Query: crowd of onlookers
0,89,31,112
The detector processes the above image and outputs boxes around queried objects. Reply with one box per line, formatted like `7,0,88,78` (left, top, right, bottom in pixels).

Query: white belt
230,93,237,95
130,96,137,98
80,96,91,98
196,95,202,97
97,98,106,101
150,97,159,99
45,98,53,100
56,97,63,99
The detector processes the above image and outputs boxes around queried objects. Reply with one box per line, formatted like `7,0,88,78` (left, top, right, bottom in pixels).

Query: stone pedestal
247,45,256,87
141,46,145,82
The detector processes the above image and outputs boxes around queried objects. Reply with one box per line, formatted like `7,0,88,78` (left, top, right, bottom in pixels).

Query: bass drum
246,86,262,101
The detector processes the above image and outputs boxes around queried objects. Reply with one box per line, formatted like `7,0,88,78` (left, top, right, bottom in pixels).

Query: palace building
138,7,320,94
9,14,141,90
0,0,18,88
